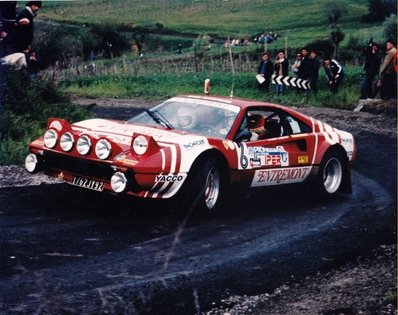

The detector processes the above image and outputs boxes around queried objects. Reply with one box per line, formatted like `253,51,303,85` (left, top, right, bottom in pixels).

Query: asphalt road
0,104,396,314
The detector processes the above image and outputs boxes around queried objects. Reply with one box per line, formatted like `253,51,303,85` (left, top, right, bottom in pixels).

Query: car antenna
227,34,235,98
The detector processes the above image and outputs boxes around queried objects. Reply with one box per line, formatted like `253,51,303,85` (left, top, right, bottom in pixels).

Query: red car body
25,95,356,212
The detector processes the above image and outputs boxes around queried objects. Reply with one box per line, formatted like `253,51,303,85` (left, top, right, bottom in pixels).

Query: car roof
180,94,288,110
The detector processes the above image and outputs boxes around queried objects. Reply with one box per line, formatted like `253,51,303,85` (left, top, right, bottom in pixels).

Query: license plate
70,176,104,192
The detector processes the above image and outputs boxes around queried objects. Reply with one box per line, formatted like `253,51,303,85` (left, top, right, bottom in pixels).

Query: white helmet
177,107,197,129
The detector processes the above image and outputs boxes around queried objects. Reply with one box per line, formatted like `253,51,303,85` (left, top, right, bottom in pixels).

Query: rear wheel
317,151,344,196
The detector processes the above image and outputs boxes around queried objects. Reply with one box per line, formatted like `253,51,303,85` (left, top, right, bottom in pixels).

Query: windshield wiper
145,109,174,130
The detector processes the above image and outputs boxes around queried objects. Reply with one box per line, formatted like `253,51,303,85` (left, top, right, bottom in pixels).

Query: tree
324,0,347,57
324,0,348,27
362,0,397,22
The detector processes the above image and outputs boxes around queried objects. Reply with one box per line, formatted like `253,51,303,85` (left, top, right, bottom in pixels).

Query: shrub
0,68,91,164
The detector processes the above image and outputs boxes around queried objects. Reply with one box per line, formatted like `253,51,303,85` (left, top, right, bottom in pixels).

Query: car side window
283,115,312,135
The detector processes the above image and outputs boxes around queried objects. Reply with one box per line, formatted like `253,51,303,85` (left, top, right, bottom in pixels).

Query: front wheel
317,151,344,196
180,158,225,215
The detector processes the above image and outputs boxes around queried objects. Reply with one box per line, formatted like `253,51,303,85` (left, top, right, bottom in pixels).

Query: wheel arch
323,144,352,194
189,148,231,185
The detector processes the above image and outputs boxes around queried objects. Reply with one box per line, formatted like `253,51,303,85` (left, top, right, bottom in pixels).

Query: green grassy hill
42,0,385,46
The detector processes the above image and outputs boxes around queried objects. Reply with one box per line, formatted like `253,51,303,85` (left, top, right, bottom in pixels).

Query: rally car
25,95,356,213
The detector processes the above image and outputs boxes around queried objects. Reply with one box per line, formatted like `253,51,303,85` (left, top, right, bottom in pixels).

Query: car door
235,107,316,188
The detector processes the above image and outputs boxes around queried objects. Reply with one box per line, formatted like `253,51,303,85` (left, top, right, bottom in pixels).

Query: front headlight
44,129,58,148
60,132,74,152
76,135,91,155
132,135,148,155
25,153,40,173
95,139,112,160
110,172,128,193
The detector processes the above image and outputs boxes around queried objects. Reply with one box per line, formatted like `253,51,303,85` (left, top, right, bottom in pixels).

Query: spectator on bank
307,49,321,95
323,56,344,94
298,48,309,83
360,41,382,99
379,39,397,100
292,53,301,76
27,50,40,79
257,52,274,92
274,50,289,96
14,1,41,54
0,1,17,58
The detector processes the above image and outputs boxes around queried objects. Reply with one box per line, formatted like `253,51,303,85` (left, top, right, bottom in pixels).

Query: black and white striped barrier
271,75,311,90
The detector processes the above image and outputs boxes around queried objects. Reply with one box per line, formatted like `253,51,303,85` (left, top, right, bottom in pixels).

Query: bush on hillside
0,68,91,164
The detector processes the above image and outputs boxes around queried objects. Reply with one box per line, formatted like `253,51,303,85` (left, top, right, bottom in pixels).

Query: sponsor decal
248,146,289,167
182,139,205,149
240,145,249,169
341,138,353,144
223,141,235,150
223,141,229,150
155,174,184,182
298,156,309,164
32,139,44,146
251,166,312,187
119,158,138,166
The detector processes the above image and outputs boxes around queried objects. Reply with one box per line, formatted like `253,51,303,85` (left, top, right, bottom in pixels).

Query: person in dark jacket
257,52,274,92
307,50,321,95
274,50,289,96
360,41,382,99
323,57,344,94
0,1,17,57
14,1,41,53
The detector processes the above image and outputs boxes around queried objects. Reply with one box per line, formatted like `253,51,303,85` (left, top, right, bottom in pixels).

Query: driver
176,106,197,129
218,110,236,136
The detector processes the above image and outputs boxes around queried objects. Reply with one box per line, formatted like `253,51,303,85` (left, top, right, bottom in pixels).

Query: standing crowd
257,39,397,100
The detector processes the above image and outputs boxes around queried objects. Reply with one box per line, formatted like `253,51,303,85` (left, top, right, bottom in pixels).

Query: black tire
180,158,225,215
316,150,344,196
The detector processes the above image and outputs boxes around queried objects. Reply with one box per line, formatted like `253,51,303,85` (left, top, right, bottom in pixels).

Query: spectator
0,1,17,58
360,41,382,99
14,1,41,54
292,52,301,94
298,47,309,84
323,56,344,94
307,49,321,95
27,50,40,79
292,53,301,75
274,50,289,96
379,39,397,100
257,52,274,92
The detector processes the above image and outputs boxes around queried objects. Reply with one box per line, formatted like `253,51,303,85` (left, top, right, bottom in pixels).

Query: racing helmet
177,106,197,129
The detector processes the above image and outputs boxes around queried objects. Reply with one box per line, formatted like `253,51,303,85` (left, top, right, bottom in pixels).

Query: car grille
43,152,114,180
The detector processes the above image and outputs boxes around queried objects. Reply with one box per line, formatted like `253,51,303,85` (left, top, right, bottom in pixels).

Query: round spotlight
110,172,128,193
77,135,91,155
95,139,112,160
132,135,148,155
25,153,40,173
43,129,58,149
60,132,74,152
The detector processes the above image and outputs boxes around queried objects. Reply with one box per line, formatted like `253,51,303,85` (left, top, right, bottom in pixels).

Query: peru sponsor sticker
251,166,312,187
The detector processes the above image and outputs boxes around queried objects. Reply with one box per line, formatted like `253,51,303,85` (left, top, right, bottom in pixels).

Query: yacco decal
155,174,185,182
251,166,312,187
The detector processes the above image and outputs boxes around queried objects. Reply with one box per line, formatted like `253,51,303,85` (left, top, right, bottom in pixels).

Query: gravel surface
205,244,397,315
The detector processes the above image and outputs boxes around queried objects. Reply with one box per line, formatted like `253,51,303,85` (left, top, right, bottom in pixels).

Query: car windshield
128,97,240,138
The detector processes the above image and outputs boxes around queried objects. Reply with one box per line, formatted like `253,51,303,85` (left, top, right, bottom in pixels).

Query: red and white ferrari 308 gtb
25,95,356,213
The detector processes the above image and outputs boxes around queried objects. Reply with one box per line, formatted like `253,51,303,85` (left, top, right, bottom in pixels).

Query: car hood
72,118,205,146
